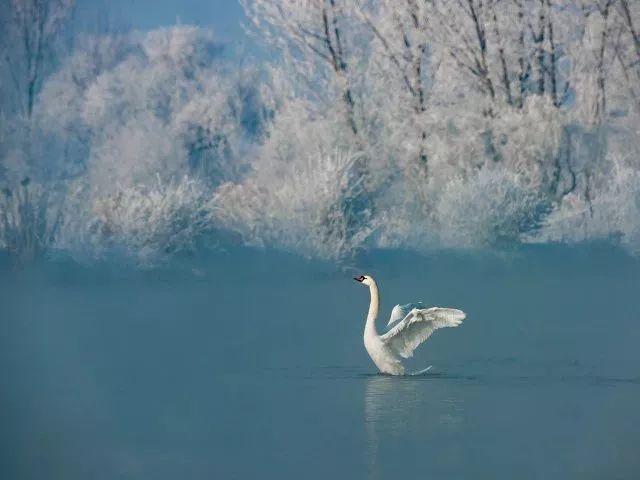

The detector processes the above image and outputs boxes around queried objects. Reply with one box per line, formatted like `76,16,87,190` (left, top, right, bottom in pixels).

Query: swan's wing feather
388,302,426,326
380,307,465,359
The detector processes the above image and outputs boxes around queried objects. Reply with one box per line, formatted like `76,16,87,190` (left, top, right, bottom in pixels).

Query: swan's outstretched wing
380,308,465,359
388,302,426,327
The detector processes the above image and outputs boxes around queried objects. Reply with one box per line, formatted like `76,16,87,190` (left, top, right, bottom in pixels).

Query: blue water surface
1,245,639,479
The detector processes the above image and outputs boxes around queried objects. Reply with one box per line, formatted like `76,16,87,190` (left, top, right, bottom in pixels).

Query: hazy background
1,1,640,479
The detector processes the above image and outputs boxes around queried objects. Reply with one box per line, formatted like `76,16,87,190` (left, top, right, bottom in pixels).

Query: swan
354,274,466,375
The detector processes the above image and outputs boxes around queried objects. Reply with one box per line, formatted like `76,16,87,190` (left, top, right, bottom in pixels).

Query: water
1,245,639,479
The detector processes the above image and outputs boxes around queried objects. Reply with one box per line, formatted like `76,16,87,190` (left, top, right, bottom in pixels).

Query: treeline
1,0,639,264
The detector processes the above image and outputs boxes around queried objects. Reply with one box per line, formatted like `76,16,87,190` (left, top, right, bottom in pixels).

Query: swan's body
355,275,465,375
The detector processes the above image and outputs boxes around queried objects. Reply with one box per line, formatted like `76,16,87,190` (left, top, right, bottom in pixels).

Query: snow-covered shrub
490,98,564,184
212,94,376,260
530,158,640,254
77,176,215,264
89,114,189,189
214,146,373,261
374,167,542,251
0,178,62,261
433,168,542,248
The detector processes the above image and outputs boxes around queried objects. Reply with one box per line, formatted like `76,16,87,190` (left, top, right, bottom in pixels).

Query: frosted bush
0,179,62,261
59,176,216,264
214,148,373,260
88,114,189,190
531,159,640,254
491,98,564,184
433,168,541,248
374,167,542,251
173,67,261,182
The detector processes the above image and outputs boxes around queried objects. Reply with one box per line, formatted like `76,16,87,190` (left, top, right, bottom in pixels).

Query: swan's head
353,274,374,286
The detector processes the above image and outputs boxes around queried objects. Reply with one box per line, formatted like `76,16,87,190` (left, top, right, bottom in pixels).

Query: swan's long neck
364,281,380,337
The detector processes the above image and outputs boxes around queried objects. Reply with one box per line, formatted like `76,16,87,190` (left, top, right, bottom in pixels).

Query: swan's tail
410,365,432,376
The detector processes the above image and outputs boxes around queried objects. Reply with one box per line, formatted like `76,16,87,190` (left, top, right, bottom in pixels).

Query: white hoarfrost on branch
214,141,373,260
2,2,640,263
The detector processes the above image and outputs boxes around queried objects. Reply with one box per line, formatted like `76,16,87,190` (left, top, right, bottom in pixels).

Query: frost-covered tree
31,25,266,261
615,0,640,113
3,0,640,262
2,0,75,122
238,0,640,255
243,0,362,134
40,25,262,189
240,1,388,256
0,0,76,185
354,1,434,177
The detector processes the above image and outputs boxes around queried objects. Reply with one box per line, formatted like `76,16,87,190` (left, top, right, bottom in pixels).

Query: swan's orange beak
354,275,365,283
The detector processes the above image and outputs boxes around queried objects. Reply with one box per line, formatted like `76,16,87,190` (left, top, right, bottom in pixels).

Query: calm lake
1,245,639,479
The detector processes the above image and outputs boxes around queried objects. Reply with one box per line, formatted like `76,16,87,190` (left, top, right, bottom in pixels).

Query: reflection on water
364,376,390,480
364,375,465,479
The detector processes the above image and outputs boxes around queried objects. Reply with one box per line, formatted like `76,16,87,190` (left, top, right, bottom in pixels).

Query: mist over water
1,245,639,479
2,0,640,478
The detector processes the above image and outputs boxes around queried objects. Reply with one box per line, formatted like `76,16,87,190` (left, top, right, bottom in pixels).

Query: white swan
354,274,466,375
